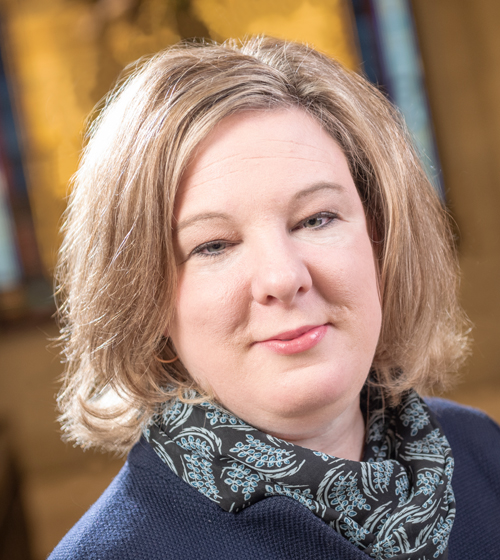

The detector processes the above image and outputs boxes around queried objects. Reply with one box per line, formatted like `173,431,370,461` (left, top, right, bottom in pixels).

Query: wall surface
2,0,357,275
412,0,500,399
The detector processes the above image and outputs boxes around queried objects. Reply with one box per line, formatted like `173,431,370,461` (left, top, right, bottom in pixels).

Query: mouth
257,324,329,355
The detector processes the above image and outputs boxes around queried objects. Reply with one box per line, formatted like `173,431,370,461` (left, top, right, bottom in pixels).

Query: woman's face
170,108,382,443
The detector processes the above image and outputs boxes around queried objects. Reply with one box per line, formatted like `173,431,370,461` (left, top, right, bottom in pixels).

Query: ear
155,335,179,364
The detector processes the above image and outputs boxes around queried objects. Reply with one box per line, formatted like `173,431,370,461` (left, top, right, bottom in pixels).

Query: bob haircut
56,36,469,453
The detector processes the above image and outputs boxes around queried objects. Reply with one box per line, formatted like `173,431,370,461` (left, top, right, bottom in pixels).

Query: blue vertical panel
0,162,21,290
370,0,443,198
351,0,383,85
0,31,29,201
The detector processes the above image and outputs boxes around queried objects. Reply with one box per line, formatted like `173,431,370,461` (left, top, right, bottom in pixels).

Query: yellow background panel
2,0,357,273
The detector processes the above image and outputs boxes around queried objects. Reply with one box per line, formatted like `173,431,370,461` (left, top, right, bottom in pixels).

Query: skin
170,107,382,461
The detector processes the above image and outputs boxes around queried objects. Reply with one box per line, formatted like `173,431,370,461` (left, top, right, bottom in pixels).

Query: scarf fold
144,389,455,560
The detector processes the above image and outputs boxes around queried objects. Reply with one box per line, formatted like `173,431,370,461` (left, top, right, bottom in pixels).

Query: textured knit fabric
48,399,500,560
146,390,455,559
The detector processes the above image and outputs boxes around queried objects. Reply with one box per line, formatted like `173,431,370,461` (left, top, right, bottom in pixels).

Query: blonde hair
56,37,470,452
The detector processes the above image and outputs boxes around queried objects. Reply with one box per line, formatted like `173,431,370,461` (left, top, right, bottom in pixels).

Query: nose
250,235,313,305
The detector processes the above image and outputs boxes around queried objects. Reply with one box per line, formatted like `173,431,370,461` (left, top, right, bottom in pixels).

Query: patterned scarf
144,390,455,560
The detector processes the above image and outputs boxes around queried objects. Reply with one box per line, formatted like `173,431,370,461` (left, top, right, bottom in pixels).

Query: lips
262,325,322,341
257,324,329,355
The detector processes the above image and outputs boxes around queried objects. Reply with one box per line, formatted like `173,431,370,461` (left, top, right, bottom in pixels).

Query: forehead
175,107,359,219
181,107,342,184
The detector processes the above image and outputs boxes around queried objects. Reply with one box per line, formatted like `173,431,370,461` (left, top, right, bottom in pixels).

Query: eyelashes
190,211,339,259
191,240,233,257
294,211,338,231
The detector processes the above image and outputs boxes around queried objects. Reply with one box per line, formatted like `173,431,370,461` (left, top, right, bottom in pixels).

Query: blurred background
0,0,499,558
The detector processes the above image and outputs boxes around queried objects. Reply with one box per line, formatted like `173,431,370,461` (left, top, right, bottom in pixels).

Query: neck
265,398,366,462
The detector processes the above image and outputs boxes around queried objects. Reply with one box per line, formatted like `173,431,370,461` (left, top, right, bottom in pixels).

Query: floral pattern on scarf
144,390,455,560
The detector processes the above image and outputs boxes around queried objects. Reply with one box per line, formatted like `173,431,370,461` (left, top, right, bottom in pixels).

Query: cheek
316,236,379,300
170,272,242,388
172,267,247,346
311,234,382,340
346,239,382,347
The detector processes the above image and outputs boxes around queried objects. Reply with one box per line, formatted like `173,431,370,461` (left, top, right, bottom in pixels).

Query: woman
50,37,500,560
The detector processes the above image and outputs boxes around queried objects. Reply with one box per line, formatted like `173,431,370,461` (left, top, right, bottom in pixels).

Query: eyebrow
174,182,345,233
175,212,231,234
292,182,345,200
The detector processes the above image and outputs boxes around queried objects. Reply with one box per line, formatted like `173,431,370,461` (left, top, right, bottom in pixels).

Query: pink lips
258,324,328,355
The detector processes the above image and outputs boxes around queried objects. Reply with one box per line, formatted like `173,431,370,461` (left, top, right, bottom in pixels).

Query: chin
260,374,358,422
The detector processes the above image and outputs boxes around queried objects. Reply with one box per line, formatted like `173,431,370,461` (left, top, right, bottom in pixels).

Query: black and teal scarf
144,390,455,560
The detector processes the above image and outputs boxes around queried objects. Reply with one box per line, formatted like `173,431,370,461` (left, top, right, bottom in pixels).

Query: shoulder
424,396,500,487
425,396,500,449
425,395,497,423
425,397,500,560
48,440,181,560
48,438,369,560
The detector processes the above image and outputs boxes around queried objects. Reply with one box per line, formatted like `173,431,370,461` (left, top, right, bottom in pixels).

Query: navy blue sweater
48,399,500,559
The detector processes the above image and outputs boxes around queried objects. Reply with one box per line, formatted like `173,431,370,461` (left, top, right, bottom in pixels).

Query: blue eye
192,240,228,257
299,212,337,229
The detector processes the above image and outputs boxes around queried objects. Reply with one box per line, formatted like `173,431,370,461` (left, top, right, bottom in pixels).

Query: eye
297,212,337,230
192,240,229,257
